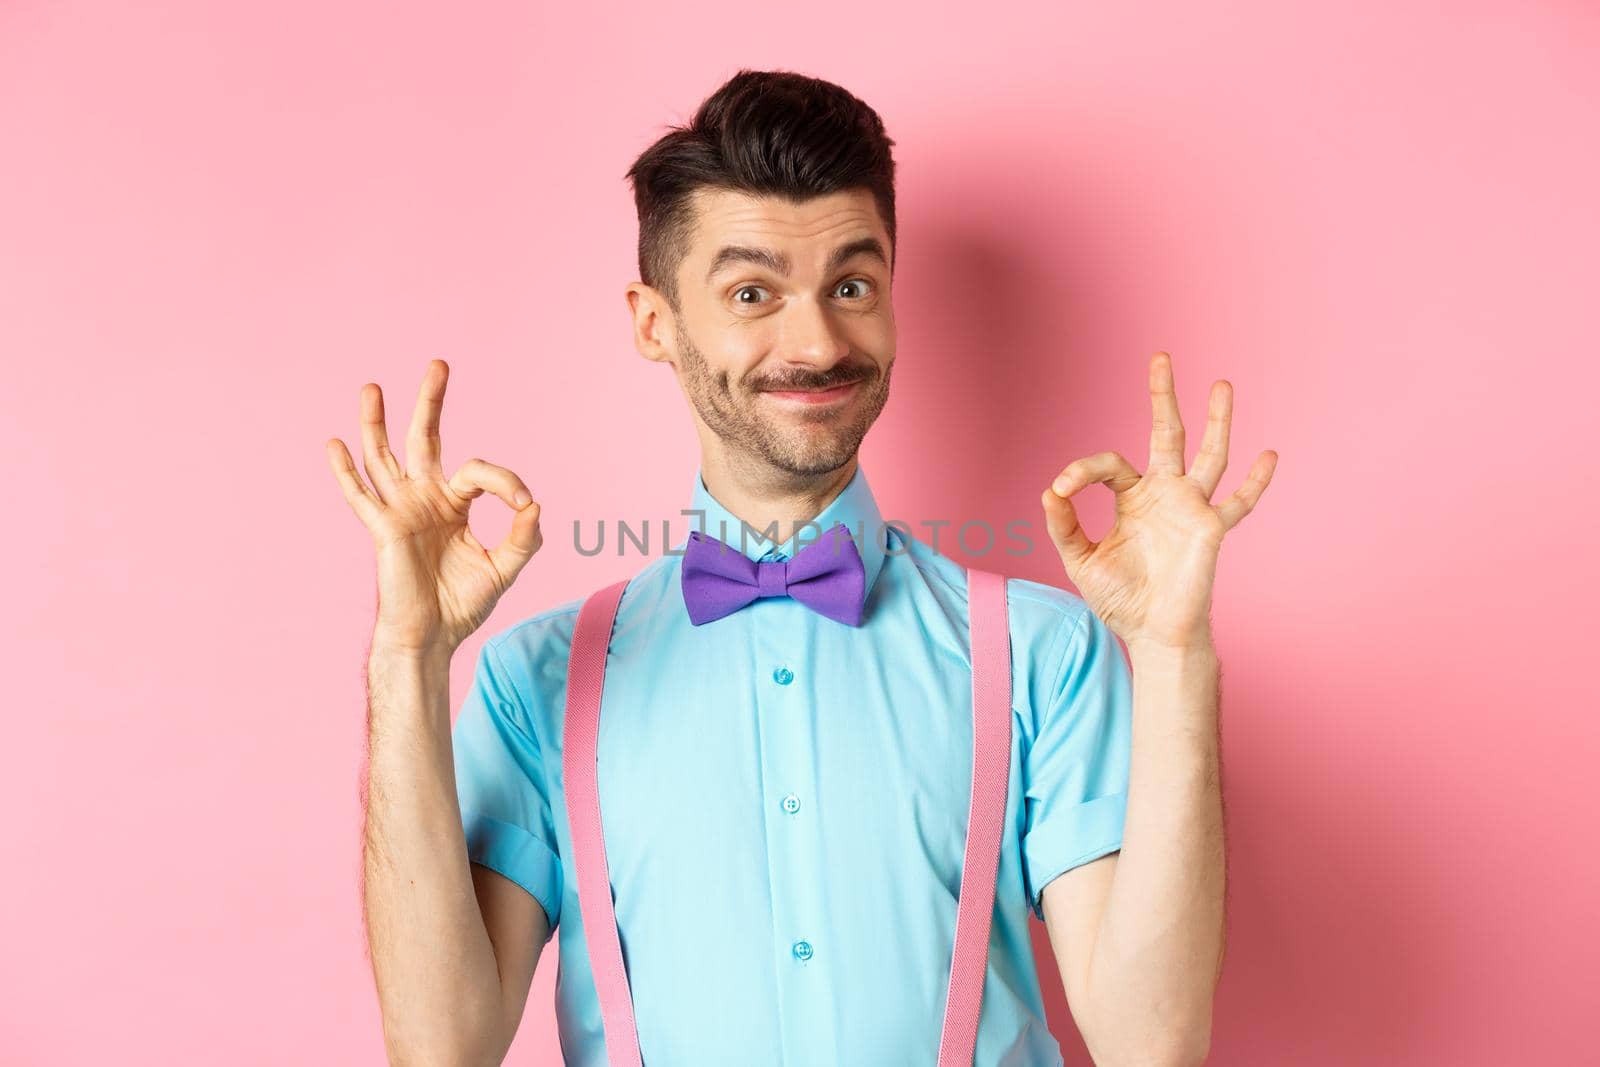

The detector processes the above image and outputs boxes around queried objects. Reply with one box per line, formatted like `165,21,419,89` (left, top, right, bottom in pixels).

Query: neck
699,453,858,548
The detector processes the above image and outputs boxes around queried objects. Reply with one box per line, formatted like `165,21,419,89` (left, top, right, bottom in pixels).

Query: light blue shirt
452,464,1133,1066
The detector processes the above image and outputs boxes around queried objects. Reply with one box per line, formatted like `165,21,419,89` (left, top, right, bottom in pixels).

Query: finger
447,458,534,510
1041,485,1095,578
1147,351,1186,476
449,459,542,584
405,358,449,479
325,437,384,527
1216,449,1278,531
490,497,544,585
359,382,404,500
1049,450,1143,499
1187,379,1233,501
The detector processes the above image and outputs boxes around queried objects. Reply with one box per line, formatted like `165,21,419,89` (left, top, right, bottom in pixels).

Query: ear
625,282,677,365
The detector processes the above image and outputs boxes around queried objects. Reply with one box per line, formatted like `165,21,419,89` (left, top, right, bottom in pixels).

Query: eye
834,277,875,300
733,285,771,305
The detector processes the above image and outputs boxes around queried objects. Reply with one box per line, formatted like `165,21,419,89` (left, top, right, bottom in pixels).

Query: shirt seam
1045,602,1094,706
482,635,544,746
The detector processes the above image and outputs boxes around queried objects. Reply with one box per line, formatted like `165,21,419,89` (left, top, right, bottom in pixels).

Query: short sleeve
1020,603,1134,921
452,637,563,939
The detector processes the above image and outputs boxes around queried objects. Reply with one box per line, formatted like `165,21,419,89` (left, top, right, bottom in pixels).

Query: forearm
363,642,508,1065
1083,639,1225,1067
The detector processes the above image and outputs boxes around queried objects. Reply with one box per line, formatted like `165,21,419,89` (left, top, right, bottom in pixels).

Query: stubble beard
675,325,892,478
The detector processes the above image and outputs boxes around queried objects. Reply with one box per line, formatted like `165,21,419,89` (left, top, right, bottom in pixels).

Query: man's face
642,186,895,479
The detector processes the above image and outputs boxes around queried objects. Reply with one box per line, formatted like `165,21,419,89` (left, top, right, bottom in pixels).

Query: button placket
752,597,829,1051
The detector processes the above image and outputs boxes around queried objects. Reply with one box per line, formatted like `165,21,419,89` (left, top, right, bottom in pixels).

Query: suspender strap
938,566,1013,1067
562,578,640,1067
563,569,1012,1067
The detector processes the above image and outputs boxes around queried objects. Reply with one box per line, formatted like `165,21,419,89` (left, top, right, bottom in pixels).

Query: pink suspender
939,568,1012,1066
562,577,639,1065
562,568,1012,1067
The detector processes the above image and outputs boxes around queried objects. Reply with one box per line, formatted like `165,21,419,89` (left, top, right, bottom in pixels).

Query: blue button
781,793,801,814
792,939,813,961
773,666,794,685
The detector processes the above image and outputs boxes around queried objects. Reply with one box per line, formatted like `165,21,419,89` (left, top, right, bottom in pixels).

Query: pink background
4,2,1596,1064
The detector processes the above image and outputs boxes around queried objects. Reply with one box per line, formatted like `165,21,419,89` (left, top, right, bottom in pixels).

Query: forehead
683,187,889,276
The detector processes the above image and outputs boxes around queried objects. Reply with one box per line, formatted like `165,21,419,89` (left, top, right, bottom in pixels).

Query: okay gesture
1041,352,1278,652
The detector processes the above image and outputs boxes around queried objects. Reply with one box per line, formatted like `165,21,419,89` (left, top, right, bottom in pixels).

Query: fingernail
514,490,532,507
1050,479,1068,496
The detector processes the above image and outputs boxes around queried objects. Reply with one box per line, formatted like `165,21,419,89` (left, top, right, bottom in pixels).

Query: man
330,68,1275,1066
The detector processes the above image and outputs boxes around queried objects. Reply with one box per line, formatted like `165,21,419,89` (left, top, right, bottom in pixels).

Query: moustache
752,367,876,392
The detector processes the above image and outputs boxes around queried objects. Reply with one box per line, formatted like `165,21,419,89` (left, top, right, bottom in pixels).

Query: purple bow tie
681,522,866,627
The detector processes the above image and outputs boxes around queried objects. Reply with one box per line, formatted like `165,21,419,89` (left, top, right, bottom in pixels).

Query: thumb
1040,486,1094,577
489,499,543,585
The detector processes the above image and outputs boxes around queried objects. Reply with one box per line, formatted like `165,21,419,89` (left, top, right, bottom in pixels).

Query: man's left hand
1041,351,1278,652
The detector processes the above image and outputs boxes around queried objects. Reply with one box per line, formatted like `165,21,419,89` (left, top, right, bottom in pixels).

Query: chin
767,438,864,476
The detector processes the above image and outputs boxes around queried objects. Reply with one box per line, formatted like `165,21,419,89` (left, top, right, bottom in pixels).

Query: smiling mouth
761,380,864,405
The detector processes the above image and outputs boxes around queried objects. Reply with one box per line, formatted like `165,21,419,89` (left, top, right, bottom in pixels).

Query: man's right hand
325,358,543,655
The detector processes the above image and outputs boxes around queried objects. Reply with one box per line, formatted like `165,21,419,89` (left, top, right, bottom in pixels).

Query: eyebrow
704,236,888,284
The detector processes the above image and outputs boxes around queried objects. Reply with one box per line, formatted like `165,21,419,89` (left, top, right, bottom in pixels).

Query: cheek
704,330,773,385
846,315,894,364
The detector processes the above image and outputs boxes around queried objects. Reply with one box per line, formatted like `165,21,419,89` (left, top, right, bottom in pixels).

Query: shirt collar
684,463,888,600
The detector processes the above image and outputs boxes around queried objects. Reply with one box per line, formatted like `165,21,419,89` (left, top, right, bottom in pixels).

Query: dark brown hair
624,68,898,313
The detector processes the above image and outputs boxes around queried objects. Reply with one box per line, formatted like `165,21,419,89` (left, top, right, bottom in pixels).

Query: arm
1040,639,1224,1067
363,643,549,1065
326,358,549,1064
1039,350,1277,1065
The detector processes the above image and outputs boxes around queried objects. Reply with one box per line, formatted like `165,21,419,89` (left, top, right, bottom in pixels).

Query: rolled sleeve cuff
462,810,563,938
1023,790,1128,921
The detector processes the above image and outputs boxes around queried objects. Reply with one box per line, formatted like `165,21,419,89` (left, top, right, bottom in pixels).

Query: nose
777,295,851,371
